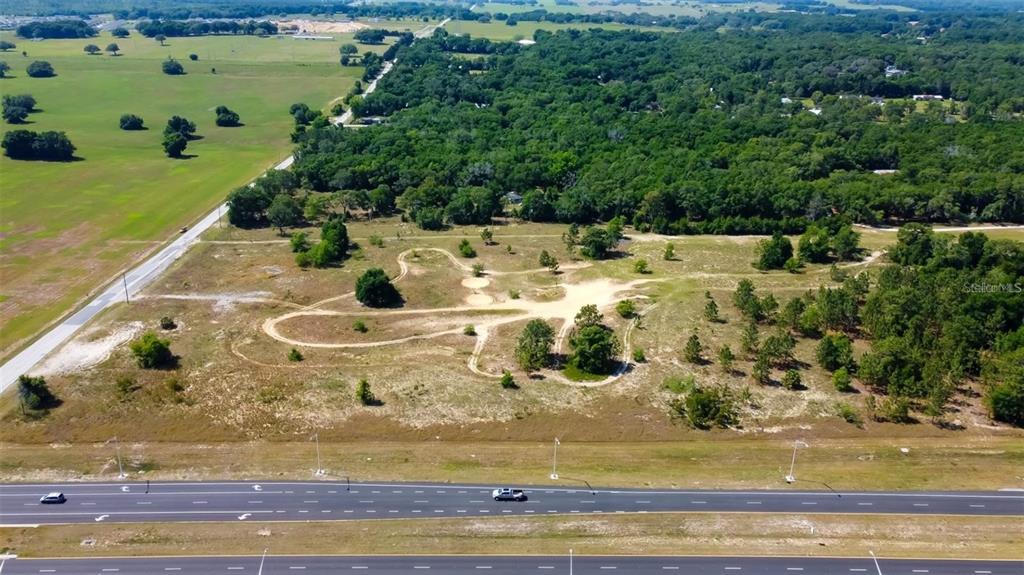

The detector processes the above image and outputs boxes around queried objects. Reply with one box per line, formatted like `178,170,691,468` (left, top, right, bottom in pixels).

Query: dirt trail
262,247,653,387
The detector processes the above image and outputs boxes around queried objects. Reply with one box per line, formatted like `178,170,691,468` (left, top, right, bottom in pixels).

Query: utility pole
122,273,129,304
550,438,560,480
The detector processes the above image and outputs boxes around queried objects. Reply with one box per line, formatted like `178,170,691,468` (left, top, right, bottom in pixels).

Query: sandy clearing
259,247,658,387
273,19,368,34
36,321,144,376
140,292,301,312
462,277,490,289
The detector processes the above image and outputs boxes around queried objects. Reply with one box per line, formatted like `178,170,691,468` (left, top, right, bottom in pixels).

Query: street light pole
257,548,268,575
550,438,560,480
569,548,573,575
114,436,126,479
785,440,808,483
314,432,325,476
869,550,884,575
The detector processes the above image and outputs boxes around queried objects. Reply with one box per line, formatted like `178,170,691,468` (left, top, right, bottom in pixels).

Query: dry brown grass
1,438,1021,490
2,513,1020,559
2,220,1022,481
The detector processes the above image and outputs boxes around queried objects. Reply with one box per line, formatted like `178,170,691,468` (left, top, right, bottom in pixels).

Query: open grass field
0,28,401,362
2,513,1020,559
0,217,1021,489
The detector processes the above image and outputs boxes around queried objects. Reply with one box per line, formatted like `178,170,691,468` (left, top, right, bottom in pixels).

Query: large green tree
355,268,401,307
515,319,555,372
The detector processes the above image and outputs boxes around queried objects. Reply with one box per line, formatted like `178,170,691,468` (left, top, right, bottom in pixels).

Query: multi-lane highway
1,481,1021,525
1,555,1021,575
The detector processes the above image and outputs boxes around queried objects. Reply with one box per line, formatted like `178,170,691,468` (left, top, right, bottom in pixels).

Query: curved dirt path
262,247,648,387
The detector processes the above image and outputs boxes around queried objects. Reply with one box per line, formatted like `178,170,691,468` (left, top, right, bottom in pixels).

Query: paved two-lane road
1,555,1021,575
1,481,1020,525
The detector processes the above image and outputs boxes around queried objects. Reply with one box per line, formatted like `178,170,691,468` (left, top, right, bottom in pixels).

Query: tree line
289,25,1023,234
16,19,96,38
136,19,278,38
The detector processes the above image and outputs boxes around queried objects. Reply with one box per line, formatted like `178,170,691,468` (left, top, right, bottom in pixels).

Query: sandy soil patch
465,293,494,306
273,19,368,34
35,321,144,376
461,277,490,289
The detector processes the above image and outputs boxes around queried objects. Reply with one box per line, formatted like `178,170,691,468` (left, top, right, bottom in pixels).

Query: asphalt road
1,482,1021,525
0,203,226,393
1,555,1021,575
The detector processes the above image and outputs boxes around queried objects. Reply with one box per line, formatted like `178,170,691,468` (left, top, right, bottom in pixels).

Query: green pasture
0,30,371,360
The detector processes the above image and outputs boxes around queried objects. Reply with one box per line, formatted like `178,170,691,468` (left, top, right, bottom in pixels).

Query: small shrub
472,263,484,277
632,347,646,363
782,369,802,390
458,239,476,258
353,320,368,333
115,376,139,401
878,396,913,424
683,334,702,364
288,348,304,362
718,345,735,372
130,331,175,369
159,316,177,330
633,258,650,274
664,374,696,394
295,250,312,268
616,299,636,318
290,232,309,253
500,370,518,389
663,243,675,260
703,299,720,322
834,402,863,426
464,325,476,336
784,257,802,273
369,234,384,248
669,385,738,429
832,367,853,392
508,289,520,300
356,378,377,405
188,53,198,61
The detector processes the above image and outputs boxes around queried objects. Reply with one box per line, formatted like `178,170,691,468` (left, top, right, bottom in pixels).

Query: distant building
912,94,943,101
517,38,536,46
884,65,906,78
809,107,823,116
872,169,899,175
504,191,523,205
780,97,793,105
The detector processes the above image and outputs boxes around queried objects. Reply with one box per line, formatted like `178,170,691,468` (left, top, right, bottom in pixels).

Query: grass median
2,513,1020,559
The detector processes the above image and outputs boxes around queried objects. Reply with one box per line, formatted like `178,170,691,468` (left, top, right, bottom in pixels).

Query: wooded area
292,16,1024,233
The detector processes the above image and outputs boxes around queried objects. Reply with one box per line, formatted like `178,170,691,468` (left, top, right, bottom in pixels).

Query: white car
492,488,527,501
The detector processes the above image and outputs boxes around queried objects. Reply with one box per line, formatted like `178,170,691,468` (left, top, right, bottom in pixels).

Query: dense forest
291,17,1024,233
860,227,1023,425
